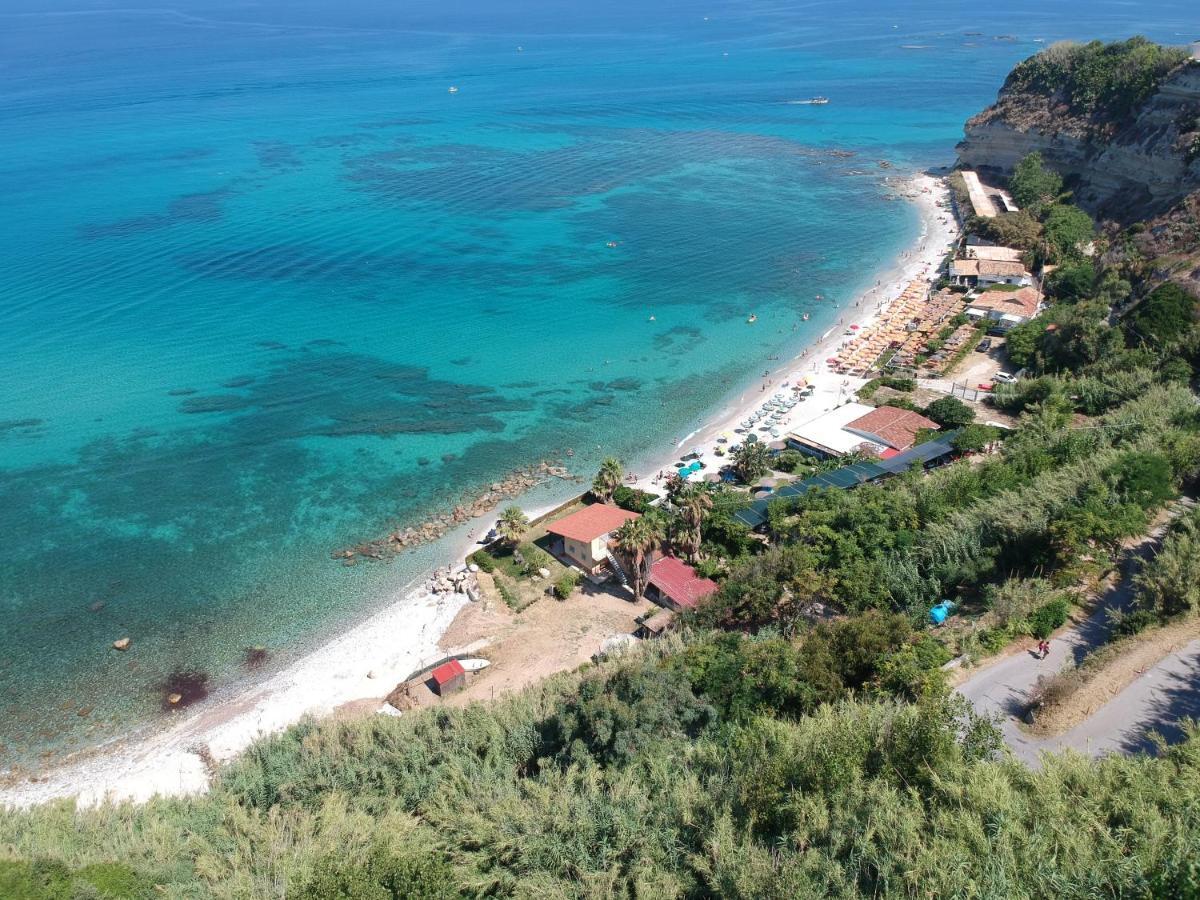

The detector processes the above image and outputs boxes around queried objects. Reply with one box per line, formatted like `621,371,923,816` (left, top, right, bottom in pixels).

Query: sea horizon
1,0,1194,770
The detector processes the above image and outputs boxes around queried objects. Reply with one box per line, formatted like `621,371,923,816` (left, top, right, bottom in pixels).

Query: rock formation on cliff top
958,39,1200,225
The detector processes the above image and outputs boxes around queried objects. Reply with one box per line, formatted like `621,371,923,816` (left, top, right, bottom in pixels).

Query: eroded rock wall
958,64,1200,223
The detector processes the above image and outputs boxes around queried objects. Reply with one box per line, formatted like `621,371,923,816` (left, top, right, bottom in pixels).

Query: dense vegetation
4,45,1200,900
1004,37,1188,126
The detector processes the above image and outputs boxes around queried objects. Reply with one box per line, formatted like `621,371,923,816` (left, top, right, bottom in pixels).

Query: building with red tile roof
546,503,640,574
966,285,1042,328
845,406,940,452
646,555,719,611
430,658,466,695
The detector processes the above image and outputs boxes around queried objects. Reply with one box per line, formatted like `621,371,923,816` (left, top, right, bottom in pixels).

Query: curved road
956,507,1200,765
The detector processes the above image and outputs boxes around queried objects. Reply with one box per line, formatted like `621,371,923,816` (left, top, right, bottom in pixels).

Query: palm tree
612,514,664,600
592,457,624,503
731,441,770,484
676,483,713,564
496,506,529,548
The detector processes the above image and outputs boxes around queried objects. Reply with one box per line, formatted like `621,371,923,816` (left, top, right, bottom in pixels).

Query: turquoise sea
0,0,1193,766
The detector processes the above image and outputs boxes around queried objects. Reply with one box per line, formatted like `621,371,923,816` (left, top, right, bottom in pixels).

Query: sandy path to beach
0,173,957,810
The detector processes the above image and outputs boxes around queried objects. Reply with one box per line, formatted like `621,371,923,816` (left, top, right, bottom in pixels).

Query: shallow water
0,0,1192,766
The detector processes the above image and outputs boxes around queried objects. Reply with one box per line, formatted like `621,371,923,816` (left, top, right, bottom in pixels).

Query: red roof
845,406,939,451
647,556,718,609
970,285,1041,319
431,659,465,685
546,504,639,543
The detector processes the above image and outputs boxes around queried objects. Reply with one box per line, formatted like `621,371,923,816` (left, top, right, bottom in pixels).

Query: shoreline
0,170,958,810
625,171,957,492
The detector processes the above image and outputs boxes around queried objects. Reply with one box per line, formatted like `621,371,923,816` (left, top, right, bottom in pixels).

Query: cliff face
958,63,1200,224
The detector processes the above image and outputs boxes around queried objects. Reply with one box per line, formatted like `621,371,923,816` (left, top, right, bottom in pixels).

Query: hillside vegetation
4,40,1200,900
1003,37,1188,129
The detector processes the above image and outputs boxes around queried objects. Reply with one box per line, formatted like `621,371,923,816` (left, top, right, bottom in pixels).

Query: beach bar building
546,503,640,575
843,406,940,454
430,659,466,696
784,402,884,459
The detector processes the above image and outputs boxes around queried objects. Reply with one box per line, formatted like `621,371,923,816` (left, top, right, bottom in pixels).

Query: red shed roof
845,406,939,451
546,504,639,543
648,555,718,609
431,659,465,685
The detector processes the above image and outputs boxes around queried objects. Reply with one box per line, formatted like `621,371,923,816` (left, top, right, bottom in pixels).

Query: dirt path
432,582,651,707
957,504,1200,765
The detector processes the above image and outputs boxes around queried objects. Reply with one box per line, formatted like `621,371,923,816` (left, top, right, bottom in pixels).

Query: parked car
993,371,1017,384
975,338,992,353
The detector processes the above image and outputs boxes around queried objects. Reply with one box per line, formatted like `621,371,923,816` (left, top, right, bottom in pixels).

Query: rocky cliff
958,59,1200,224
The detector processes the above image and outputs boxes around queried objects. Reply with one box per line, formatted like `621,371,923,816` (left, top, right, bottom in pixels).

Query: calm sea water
0,0,1192,765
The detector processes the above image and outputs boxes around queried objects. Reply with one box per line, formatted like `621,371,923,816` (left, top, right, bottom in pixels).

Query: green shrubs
0,859,156,900
953,423,1002,452
612,485,656,513
858,375,916,400
1028,597,1071,638
468,549,496,573
925,396,975,428
1007,37,1188,123
772,449,807,473
518,543,552,577
1134,506,1200,619
1010,151,1063,213
1127,282,1198,346
295,848,459,900
553,570,579,599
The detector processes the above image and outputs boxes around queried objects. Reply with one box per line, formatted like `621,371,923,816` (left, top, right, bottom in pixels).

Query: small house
646,555,719,611
1191,39,1200,62
635,608,677,639
430,659,466,696
950,258,1032,289
965,285,1042,330
546,503,640,575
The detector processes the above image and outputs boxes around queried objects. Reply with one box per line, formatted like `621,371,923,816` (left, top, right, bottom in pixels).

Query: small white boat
448,85,459,94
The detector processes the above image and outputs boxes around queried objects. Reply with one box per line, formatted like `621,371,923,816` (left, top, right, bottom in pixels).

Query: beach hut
430,659,466,696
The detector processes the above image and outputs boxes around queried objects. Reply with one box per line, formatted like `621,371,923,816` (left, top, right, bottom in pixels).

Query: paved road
957,509,1200,765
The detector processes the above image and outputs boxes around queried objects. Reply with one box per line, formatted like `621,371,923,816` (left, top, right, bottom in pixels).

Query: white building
965,286,1042,330
1192,39,1200,62
785,403,885,459
950,258,1033,289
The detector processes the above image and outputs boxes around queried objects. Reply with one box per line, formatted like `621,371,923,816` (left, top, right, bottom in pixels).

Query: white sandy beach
0,172,958,810
628,172,958,491
1,587,469,808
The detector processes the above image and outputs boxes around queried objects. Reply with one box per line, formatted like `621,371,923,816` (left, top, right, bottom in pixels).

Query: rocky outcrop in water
333,460,570,564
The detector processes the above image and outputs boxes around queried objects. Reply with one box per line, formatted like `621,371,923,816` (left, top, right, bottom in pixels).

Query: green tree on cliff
1010,152,1063,214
